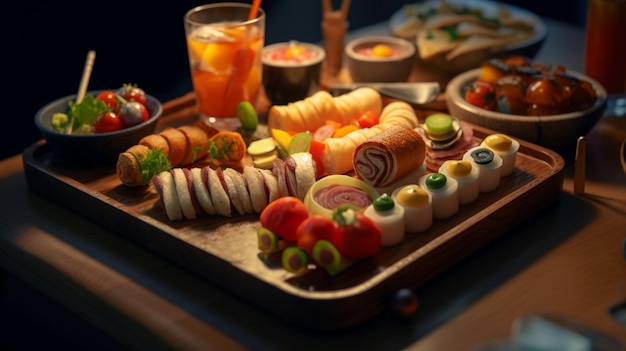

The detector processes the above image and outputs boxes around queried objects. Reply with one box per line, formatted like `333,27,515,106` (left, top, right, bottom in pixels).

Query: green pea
373,193,395,211
425,173,447,189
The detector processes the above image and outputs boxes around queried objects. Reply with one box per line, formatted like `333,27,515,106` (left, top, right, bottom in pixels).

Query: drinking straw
221,0,261,116
66,50,96,134
248,0,262,20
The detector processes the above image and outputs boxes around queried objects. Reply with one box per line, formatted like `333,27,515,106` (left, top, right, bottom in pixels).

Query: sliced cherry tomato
355,111,380,129
117,84,147,106
332,204,381,260
296,215,339,257
312,124,336,141
96,90,119,111
94,111,123,133
119,101,150,127
465,80,496,110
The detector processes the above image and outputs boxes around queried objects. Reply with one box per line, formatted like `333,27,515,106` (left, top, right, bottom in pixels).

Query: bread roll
159,127,187,166
178,125,211,165
353,125,426,188
139,134,169,157
117,144,150,187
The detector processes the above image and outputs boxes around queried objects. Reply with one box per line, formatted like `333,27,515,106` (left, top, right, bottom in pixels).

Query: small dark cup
262,42,325,105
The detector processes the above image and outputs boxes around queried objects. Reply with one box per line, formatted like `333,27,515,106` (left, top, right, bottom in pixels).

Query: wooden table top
1,18,625,350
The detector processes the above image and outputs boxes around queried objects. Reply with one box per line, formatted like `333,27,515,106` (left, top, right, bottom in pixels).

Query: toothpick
574,136,586,194
66,50,96,134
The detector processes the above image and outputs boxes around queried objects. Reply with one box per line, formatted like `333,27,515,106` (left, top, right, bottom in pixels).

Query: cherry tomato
525,77,566,115
355,111,380,129
259,196,309,241
96,90,119,111
94,111,123,133
119,101,150,127
296,215,339,257
117,84,147,106
332,205,381,260
465,80,496,110
495,75,527,115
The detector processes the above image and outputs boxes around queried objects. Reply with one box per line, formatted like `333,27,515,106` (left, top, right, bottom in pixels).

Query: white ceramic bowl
345,35,416,83
35,90,163,165
445,68,607,152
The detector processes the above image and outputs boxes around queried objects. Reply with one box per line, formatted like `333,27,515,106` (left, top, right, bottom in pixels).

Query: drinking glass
184,3,265,130
584,0,626,95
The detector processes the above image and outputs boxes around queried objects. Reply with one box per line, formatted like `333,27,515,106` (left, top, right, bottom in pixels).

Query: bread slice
191,167,216,215
171,168,198,219
260,169,280,203
204,167,231,217
243,166,268,213
157,170,183,221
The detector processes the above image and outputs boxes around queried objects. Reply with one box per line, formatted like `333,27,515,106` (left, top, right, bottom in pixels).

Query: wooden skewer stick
66,50,96,134
321,0,351,80
574,136,586,194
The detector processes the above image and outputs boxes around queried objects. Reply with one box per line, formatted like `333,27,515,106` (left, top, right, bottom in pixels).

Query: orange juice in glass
184,3,265,130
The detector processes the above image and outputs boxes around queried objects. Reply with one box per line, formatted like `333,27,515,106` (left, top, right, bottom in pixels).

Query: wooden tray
22,93,565,330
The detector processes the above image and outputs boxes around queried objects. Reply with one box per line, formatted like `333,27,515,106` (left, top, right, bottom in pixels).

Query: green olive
237,101,259,131
425,173,447,189
373,193,395,211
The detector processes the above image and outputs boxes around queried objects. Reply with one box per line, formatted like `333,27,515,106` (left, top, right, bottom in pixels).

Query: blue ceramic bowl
35,90,163,165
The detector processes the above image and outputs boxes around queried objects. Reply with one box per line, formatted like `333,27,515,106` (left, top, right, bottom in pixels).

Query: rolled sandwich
353,125,426,188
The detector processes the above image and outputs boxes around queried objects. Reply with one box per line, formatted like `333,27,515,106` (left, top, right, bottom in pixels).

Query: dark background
1,0,587,160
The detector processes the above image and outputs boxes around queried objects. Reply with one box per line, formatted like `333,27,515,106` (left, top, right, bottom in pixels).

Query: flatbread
445,35,510,60
417,29,462,59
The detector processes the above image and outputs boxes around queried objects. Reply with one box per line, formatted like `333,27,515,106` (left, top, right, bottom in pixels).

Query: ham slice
353,125,426,188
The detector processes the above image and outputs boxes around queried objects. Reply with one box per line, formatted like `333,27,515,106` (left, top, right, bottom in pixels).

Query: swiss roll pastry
353,125,426,188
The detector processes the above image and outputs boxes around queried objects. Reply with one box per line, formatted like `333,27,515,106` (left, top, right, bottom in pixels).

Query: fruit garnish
281,246,309,274
237,101,259,131
425,114,453,136
284,45,305,59
288,132,312,155
371,44,393,57
257,227,281,254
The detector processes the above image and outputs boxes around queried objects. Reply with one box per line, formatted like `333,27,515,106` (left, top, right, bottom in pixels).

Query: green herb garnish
52,94,109,134
140,148,172,185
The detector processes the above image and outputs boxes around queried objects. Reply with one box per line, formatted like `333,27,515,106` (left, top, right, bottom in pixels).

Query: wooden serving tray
22,93,565,330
